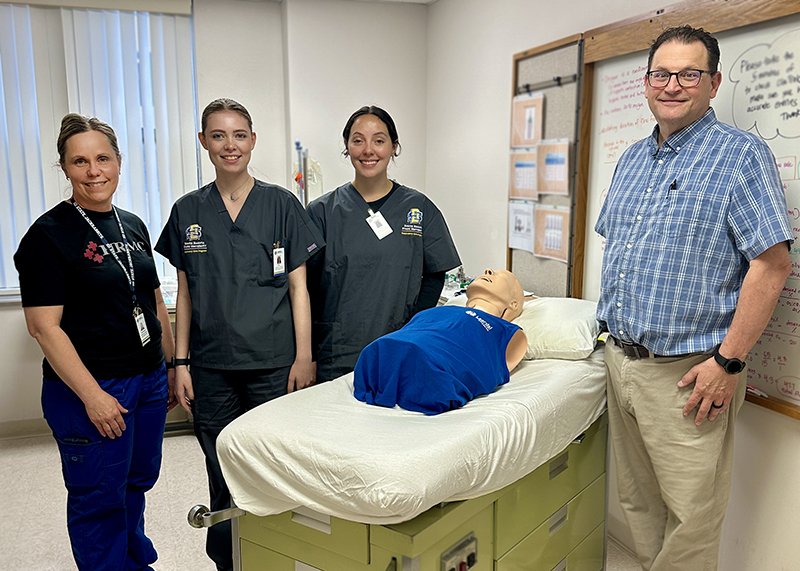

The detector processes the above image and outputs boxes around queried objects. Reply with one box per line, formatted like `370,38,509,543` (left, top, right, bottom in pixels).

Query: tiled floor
0,432,641,570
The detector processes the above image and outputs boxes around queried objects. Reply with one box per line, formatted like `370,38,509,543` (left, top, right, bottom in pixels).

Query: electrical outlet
440,533,478,571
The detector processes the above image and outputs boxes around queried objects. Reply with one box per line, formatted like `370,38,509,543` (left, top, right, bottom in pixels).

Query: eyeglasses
645,69,715,88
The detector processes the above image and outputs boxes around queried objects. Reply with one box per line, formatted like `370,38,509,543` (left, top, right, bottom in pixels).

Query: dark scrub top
307,182,461,382
156,180,324,369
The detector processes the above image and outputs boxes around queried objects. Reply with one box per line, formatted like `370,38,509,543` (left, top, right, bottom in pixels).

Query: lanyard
71,200,138,308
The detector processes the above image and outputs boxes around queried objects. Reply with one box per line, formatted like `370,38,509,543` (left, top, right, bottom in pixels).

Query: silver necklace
220,177,253,202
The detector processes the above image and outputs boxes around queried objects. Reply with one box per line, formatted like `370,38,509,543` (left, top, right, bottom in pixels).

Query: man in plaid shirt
596,25,792,571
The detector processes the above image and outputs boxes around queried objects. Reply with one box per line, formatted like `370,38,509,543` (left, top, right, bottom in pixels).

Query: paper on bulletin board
534,205,570,263
508,200,534,253
537,138,570,195
510,92,544,148
509,149,538,200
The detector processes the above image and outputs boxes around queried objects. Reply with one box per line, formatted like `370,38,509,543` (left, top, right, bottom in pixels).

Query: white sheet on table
217,348,606,525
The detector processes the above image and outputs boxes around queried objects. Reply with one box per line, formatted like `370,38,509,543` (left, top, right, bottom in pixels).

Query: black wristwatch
166,357,190,369
712,345,746,374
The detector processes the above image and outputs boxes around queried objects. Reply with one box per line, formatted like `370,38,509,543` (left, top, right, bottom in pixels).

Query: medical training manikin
353,269,528,414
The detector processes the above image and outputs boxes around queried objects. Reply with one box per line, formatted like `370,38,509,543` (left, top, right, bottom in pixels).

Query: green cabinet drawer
556,523,605,571
495,415,607,557
239,508,369,565
240,538,295,570
495,475,606,571
239,537,400,571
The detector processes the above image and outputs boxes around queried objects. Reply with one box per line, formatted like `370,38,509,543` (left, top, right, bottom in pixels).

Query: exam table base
230,414,608,571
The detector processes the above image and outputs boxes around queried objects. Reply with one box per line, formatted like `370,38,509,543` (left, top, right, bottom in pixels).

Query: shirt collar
647,107,717,155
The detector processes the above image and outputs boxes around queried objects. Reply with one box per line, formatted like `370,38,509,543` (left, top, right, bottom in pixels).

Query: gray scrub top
307,182,461,382
156,180,324,369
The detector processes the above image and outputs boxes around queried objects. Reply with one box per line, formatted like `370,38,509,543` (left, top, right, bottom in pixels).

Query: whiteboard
584,14,800,404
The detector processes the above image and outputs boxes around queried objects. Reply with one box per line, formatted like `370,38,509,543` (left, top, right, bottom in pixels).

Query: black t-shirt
14,201,163,379
155,180,324,369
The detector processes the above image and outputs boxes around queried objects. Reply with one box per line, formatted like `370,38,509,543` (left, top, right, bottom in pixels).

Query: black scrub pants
190,365,290,571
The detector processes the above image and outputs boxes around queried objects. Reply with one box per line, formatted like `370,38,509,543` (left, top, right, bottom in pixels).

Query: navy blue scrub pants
191,365,290,571
42,364,168,571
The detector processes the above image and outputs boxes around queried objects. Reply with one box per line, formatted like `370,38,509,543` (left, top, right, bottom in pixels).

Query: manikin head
466,269,524,321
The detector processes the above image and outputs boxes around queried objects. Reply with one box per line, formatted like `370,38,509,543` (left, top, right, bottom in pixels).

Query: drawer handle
548,505,569,535
291,506,332,534
549,451,569,480
551,558,567,571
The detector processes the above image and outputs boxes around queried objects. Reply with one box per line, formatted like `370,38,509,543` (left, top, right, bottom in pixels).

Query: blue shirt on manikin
354,305,521,415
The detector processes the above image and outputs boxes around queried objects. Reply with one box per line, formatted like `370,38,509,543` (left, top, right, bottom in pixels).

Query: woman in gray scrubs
307,105,461,383
155,99,323,571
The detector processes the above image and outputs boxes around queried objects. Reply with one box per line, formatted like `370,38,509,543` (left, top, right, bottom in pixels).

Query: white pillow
443,294,600,360
513,297,600,360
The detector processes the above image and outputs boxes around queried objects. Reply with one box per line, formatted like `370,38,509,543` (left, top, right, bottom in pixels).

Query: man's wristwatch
712,345,746,374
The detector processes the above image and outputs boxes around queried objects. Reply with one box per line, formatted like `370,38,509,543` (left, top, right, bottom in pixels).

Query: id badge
134,306,151,346
366,210,392,240
273,246,286,276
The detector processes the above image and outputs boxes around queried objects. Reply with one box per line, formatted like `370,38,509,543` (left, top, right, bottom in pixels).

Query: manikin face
346,114,396,181
466,268,524,321
199,110,256,177
644,39,721,142
62,130,121,212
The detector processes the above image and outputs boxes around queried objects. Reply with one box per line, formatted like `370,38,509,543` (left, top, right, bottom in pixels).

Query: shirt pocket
653,187,702,238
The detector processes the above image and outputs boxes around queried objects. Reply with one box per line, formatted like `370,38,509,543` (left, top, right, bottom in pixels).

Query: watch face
714,347,746,374
725,359,746,374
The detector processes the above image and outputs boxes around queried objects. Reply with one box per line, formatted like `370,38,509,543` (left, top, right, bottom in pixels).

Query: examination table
189,348,608,571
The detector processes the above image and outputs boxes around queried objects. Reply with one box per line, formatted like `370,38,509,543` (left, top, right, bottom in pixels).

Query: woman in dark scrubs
155,98,323,571
307,105,461,383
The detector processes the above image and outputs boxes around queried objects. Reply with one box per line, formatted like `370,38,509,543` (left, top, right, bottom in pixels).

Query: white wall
283,0,428,202
193,0,288,187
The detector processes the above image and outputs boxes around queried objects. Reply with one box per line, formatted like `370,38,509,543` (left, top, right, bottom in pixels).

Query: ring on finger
711,401,724,409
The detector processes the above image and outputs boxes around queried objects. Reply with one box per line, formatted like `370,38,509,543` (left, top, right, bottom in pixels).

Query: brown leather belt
607,335,669,359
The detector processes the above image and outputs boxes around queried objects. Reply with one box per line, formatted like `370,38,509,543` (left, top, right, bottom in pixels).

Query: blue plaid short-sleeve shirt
595,108,792,355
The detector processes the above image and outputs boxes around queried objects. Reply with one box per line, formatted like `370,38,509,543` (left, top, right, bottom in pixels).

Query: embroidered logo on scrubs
401,208,423,237
183,224,208,254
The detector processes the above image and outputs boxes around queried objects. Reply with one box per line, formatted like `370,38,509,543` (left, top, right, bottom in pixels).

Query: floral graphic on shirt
83,241,104,264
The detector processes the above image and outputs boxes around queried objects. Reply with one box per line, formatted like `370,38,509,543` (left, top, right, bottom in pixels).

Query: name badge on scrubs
273,246,286,276
366,209,392,240
133,306,151,346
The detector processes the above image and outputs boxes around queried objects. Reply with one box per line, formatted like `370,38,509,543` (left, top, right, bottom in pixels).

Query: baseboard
0,417,50,440
0,412,192,440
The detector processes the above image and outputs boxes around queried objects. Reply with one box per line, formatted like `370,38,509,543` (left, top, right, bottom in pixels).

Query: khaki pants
605,341,746,571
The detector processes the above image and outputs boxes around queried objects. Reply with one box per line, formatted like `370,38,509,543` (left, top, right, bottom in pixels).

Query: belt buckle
615,337,650,359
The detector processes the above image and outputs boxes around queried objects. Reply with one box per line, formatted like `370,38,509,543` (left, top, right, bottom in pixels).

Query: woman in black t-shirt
14,114,175,571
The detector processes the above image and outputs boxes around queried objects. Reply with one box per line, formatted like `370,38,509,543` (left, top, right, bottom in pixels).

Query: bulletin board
507,35,584,297
576,0,800,419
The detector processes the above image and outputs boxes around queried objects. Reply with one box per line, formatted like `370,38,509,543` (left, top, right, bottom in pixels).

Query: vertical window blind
0,3,198,292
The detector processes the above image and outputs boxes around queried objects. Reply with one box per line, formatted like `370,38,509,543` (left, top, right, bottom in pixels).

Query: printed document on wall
509,149,538,200
510,92,544,148
534,205,570,263
508,200,534,253
537,139,570,195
